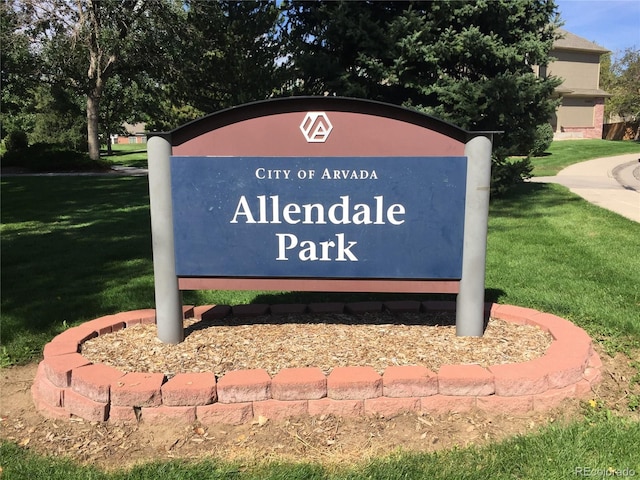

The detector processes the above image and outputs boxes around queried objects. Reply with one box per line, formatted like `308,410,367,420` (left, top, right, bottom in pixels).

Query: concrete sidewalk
530,153,640,223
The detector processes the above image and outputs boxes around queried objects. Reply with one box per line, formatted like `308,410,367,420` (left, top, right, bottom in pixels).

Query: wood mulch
80,311,553,378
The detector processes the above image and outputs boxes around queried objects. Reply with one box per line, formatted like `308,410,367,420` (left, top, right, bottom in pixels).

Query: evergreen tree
175,1,286,115
284,0,563,186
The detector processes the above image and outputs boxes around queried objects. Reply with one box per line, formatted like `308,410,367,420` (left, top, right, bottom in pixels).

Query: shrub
0,142,109,172
4,130,29,152
530,123,554,157
491,155,533,196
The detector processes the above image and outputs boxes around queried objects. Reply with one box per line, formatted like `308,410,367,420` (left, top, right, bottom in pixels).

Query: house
541,28,611,139
110,122,147,145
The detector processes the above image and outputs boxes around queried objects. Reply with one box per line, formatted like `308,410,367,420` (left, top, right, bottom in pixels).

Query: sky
555,0,640,57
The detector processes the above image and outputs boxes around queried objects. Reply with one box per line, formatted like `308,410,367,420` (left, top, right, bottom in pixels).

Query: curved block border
31,302,601,424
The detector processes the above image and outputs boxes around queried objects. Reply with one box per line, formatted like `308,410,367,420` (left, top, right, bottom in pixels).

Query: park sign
147,97,495,344
170,155,466,279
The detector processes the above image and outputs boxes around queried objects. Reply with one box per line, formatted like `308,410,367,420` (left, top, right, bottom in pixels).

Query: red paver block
345,301,383,314
383,300,421,313
197,402,253,425
112,309,156,326
383,365,438,397
364,397,420,417
421,395,476,414
587,351,603,369
533,384,576,411
271,367,326,401
43,341,78,358
307,302,345,314
217,369,271,403
141,405,196,424
530,343,588,389
43,353,92,388
71,363,125,403
327,366,382,400
31,387,71,420
490,304,543,325
308,398,364,417
183,305,195,319
110,372,165,407
574,379,593,398
83,315,125,336
32,362,65,407
488,362,548,396
438,365,495,396
50,325,98,346
253,399,308,421
270,304,308,316
476,395,533,415
201,305,231,321
64,389,109,422
529,313,593,345
232,304,269,317
108,405,138,423
161,372,217,406
583,367,602,386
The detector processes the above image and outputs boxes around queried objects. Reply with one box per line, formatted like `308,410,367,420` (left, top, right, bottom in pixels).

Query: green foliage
4,130,29,152
0,143,108,172
172,1,286,116
530,122,554,156
601,48,640,122
284,0,563,192
490,155,532,196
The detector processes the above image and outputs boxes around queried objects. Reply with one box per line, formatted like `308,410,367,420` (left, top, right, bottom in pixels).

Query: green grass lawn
530,139,640,177
101,143,148,168
2,141,640,478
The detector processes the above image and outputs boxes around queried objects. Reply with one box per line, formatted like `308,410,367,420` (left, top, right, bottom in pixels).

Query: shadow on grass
1,176,155,349
101,149,147,157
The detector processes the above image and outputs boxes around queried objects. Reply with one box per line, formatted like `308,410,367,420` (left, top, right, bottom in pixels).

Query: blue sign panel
170,156,467,279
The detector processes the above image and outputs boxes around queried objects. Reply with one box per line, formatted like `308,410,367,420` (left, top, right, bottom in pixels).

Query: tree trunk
87,94,101,160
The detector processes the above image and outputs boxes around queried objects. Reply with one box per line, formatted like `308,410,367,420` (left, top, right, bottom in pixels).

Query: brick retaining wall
32,302,601,424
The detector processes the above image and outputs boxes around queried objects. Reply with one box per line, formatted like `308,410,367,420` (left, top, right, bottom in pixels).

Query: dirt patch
2,343,638,471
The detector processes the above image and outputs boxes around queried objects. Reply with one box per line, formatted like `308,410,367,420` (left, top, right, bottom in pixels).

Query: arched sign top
161,97,487,157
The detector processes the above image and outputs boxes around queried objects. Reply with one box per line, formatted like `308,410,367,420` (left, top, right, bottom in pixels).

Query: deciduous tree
17,0,185,160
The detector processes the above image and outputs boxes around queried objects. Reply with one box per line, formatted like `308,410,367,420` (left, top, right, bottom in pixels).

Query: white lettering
230,196,256,224
255,168,291,180
282,203,301,224
327,196,351,224
352,204,373,225
319,168,378,180
335,233,358,261
276,233,297,260
387,204,406,225
275,233,358,262
231,195,405,226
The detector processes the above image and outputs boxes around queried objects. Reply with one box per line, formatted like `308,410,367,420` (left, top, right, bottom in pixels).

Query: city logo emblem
300,112,333,143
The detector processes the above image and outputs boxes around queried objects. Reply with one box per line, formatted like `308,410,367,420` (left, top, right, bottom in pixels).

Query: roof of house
553,28,609,54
